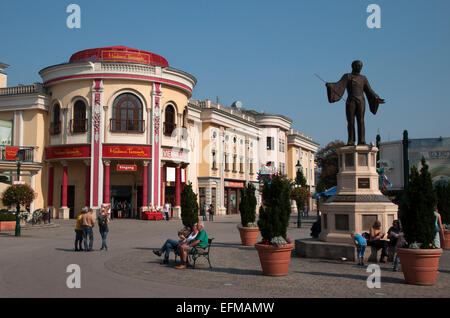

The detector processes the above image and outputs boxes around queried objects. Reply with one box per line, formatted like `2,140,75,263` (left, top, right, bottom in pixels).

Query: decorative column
47,164,54,208
175,166,181,206
90,79,104,211
103,160,110,205
151,83,162,207
84,160,90,208
141,161,149,211
160,166,164,206
58,161,70,219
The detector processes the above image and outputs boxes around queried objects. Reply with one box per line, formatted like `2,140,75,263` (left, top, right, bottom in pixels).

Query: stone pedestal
172,206,181,219
58,207,70,219
319,145,398,244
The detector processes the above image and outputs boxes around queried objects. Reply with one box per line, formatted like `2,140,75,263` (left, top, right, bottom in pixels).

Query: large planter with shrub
256,173,293,276
238,183,259,246
0,212,16,231
399,158,442,285
397,248,442,285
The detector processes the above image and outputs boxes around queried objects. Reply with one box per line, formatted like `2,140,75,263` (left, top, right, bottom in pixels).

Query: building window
224,153,229,171
50,103,61,135
232,154,237,172
233,136,237,144
212,150,217,170
249,159,254,175
211,130,217,139
239,156,244,173
111,93,144,132
279,138,285,153
71,100,87,133
267,137,274,150
163,105,176,136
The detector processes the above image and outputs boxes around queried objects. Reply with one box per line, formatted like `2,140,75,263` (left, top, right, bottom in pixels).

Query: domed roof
69,46,169,67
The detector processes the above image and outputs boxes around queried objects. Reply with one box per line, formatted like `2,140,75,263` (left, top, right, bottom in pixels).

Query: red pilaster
85,162,90,207
175,167,181,207
142,162,148,208
160,166,164,205
47,165,54,206
62,165,68,207
104,161,110,204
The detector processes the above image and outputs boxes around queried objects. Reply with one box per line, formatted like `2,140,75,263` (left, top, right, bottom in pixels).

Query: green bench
188,238,214,268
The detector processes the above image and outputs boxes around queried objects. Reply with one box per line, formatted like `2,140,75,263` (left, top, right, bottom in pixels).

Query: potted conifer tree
397,158,443,285
435,182,450,249
180,182,199,226
255,173,293,276
238,183,259,246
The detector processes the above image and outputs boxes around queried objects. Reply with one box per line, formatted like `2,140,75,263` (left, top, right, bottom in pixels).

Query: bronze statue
325,60,385,146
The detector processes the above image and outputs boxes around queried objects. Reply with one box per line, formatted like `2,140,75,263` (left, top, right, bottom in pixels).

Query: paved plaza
0,215,449,298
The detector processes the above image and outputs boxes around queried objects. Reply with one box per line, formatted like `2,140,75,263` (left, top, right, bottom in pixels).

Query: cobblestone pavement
1,214,449,298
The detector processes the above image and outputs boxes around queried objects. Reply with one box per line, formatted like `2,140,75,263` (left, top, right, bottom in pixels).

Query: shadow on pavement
294,271,405,284
190,266,262,276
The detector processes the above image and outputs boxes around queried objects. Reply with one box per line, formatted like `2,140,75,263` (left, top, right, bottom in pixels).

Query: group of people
200,203,215,221
153,221,209,269
112,200,132,219
74,207,110,251
351,205,445,271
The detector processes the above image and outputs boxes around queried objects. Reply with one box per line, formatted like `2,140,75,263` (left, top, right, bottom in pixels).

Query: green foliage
239,183,257,227
435,182,450,225
316,140,345,193
400,157,437,249
290,186,309,211
257,174,291,242
295,169,307,187
1,183,36,207
180,182,199,227
0,211,16,221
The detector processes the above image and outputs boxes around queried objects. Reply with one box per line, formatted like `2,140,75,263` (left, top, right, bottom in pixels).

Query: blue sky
1,0,449,147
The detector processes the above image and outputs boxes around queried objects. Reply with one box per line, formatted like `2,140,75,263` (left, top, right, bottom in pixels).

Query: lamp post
295,160,302,228
14,149,25,237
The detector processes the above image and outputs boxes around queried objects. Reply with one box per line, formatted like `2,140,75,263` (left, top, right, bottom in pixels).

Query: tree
180,182,199,226
400,157,437,248
295,169,307,187
239,183,257,227
258,174,291,243
435,182,450,225
316,140,345,192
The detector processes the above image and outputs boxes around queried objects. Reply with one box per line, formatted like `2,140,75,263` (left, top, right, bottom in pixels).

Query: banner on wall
116,164,137,172
0,120,12,146
103,145,151,159
166,167,176,182
45,146,91,159
4,146,19,161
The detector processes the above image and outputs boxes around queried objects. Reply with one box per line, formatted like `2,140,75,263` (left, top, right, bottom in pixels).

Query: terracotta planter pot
0,221,16,231
255,243,294,276
442,230,450,249
238,227,259,246
397,248,442,286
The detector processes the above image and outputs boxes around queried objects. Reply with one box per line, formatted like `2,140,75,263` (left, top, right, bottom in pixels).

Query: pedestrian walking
98,207,110,251
163,201,171,221
209,203,214,221
82,208,96,251
201,203,207,221
434,205,444,248
74,208,86,251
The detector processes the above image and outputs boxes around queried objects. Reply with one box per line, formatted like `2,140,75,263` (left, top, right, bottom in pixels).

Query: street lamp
295,160,302,228
14,149,25,237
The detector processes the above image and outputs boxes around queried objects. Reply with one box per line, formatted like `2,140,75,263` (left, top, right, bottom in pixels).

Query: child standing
351,232,367,266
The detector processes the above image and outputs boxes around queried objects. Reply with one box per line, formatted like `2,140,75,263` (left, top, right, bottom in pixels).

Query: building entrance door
111,185,132,218
61,185,75,218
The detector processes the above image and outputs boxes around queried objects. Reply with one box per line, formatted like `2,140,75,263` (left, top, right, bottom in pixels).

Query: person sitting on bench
175,221,208,269
367,220,388,263
153,224,196,264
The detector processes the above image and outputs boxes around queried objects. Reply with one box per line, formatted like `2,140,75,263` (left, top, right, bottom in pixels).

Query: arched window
163,105,176,136
71,100,87,133
50,103,61,135
111,93,143,132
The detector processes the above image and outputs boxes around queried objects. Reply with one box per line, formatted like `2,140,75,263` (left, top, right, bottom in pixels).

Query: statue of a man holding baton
321,60,385,146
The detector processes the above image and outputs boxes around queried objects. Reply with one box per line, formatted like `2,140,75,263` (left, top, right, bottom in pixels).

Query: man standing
325,60,385,145
163,201,171,221
174,221,209,269
201,203,207,221
82,208,96,251
209,203,214,222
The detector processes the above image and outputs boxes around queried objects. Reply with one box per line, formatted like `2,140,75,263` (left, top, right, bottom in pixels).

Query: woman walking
98,208,110,251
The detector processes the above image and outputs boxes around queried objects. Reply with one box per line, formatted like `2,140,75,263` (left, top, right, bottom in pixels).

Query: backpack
98,215,108,228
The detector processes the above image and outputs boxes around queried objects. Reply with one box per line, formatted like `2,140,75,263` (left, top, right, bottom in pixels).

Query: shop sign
101,49,151,65
5,146,19,161
224,181,244,188
116,164,137,172
162,148,188,161
46,146,91,159
103,145,151,159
